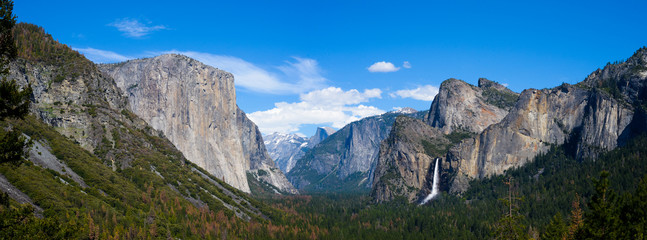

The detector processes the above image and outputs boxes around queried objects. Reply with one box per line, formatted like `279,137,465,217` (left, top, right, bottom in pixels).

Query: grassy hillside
1,116,293,239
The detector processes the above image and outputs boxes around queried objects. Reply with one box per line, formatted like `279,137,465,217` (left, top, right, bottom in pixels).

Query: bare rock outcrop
446,47,647,194
288,111,420,191
425,78,517,134
100,54,296,194
371,116,449,202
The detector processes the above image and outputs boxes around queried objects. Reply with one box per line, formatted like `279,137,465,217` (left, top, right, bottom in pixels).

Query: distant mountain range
276,48,647,203
264,127,335,173
286,108,428,192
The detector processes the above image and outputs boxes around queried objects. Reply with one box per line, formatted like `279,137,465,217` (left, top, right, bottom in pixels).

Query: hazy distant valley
1,2,646,239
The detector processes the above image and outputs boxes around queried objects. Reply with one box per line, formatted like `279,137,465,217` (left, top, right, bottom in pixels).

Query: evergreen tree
566,194,583,240
542,212,567,240
0,0,31,165
618,175,647,239
577,171,620,239
492,177,530,240
0,0,16,75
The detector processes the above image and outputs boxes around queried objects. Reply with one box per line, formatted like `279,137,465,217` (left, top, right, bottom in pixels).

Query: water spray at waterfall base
420,158,440,205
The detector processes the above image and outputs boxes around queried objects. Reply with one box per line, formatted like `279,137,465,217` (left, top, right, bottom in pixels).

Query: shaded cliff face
445,48,647,193
236,109,298,194
307,127,336,146
425,78,518,134
371,116,449,202
288,110,427,192
100,54,296,194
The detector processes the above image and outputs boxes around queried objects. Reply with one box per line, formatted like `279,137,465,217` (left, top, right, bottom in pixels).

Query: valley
1,1,646,239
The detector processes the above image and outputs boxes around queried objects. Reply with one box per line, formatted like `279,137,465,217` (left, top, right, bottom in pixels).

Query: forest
1,0,646,239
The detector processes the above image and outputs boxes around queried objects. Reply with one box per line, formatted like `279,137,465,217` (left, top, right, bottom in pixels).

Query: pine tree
618,175,647,239
492,177,530,240
0,0,31,165
566,194,583,240
577,171,620,239
542,212,567,240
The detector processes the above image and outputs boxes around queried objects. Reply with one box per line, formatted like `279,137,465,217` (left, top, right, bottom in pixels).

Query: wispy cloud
109,18,167,38
368,61,400,73
162,51,328,94
73,47,132,63
248,87,385,134
403,61,412,69
390,85,439,101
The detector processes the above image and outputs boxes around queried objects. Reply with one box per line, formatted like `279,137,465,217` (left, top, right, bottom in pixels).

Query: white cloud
109,18,167,38
73,47,132,63
502,83,509,87
248,87,385,134
163,51,327,94
390,85,439,101
403,61,412,69
300,87,381,106
368,61,400,73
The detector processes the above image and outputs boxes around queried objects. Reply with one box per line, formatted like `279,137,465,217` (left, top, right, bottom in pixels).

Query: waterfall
420,158,440,205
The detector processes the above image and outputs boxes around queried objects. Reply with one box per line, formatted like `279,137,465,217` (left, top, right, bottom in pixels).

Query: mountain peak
308,127,336,147
578,46,647,106
392,107,417,114
426,78,516,134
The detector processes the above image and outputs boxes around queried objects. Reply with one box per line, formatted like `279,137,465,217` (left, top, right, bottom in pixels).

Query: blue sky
15,0,647,136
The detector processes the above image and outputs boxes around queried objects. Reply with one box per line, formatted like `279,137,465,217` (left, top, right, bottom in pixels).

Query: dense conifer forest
0,1,645,239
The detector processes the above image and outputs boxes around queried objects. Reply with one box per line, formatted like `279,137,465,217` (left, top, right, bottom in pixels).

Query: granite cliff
99,55,296,194
7,23,271,221
373,48,647,201
288,110,428,192
307,127,336,147
446,53,646,193
371,79,515,202
425,78,518,134
371,116,449,202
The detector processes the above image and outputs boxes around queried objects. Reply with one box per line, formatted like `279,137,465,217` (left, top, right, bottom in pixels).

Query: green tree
492,177,530,240
0,0,16,75
617,175,647,239
577,171,619,239
542,212,567,240
0,0,31,165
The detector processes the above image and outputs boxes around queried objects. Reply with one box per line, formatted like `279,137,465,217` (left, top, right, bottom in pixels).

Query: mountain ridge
287,109,428,192
372,47,647,201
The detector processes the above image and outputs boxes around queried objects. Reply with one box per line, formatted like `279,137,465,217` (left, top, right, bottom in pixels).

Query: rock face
371,78,517,202
445,48,647,193
426,78,518,134
372,47,647,200
288,110,427,192
236,109,298,194
6,23,286,225
307,127,336,147
99,54,296,194
371,116,449,202
9,59,127,153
